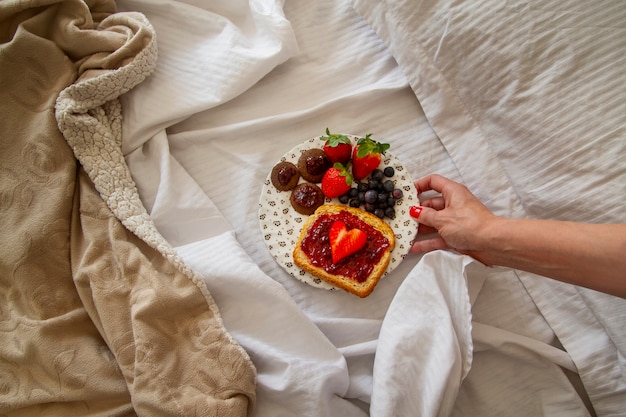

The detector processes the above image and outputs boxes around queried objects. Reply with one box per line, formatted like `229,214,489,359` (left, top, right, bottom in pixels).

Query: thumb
409,205,438,228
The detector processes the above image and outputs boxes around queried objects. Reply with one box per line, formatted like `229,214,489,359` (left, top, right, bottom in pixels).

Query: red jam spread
292,183,322,208
300,211,390,283
305,154,330,176
277,164,297,185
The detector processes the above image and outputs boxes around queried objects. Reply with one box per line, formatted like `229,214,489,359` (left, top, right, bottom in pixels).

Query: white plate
258,135,418,290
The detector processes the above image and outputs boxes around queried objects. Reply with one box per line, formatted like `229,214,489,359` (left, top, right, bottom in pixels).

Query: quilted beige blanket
0,1,256,415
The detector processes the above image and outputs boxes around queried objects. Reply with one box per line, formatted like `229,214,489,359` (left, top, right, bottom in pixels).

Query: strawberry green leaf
321,128,351,147
356,133,390,158
333,162,353,185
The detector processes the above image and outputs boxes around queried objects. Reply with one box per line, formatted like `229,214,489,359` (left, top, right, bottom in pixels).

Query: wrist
471,214,509,265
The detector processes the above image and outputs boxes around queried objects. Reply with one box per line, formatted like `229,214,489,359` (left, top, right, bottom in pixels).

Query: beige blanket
0,1,256,415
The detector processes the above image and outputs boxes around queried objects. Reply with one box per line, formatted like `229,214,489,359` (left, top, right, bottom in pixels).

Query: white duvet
118,0,626,416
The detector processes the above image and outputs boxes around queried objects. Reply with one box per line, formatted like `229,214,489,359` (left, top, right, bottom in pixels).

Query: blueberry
377,192,388,203
392,188,403,199
338,194,350,204
349,199,360,208
357,182,369,192
385,207,396,219
364,190,378,204
387,196,396,207
374,208,385,218
372,169,384,181
384,166,395,177
365,202,376,213
348,188,359,198
383,180,395,192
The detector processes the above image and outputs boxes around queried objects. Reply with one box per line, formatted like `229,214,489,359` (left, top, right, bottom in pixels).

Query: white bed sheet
350,0,626,415
117,0,626,416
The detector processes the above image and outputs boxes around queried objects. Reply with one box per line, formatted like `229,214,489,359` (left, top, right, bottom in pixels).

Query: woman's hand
409,174,497,263
409,174,495,253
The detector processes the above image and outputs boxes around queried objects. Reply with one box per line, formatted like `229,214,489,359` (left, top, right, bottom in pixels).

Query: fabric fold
116,0,299,155
371,251,474,417
117,0,300,246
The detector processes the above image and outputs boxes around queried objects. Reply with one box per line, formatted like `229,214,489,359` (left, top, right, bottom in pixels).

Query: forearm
473,218,626,298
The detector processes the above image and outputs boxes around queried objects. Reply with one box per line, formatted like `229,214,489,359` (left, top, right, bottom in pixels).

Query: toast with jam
293,204,395,297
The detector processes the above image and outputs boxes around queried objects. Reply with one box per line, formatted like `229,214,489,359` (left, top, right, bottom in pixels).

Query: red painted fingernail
410,206,422,218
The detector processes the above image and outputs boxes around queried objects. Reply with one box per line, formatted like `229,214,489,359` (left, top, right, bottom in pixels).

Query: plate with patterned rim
258,135,418,290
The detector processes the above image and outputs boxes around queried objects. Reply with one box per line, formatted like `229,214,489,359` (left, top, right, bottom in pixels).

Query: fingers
414,174,457,195
409,205,438,228
417,224,438,235
411,174,461,252
410,235,449,253
419,196,445,211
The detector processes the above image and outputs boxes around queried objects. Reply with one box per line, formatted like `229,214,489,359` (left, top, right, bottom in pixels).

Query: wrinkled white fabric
118,0,298,155
371,251,474,417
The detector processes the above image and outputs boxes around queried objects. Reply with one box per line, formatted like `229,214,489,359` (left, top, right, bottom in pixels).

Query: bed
1,0,625,416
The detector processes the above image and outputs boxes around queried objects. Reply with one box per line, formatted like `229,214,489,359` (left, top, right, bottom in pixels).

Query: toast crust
293,204,395,297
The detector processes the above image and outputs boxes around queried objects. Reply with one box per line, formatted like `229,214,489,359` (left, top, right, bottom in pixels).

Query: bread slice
293,204,395,297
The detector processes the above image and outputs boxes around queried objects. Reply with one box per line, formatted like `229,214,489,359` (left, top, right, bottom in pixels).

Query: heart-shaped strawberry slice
329,220,367,264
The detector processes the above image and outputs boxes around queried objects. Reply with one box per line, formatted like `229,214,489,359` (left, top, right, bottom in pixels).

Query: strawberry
329,220,367,264
352,133,390,181
320,128,352,165
321,163,353,198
